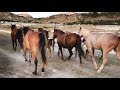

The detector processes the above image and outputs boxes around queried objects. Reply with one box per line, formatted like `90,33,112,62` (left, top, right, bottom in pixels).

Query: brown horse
53,29,86,64
11,24,23,51
78,26,120,73
53,29,78,57
22,26,47,75
38,28,55,58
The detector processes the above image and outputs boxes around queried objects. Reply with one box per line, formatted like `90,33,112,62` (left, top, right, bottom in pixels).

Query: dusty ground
0,22,120,78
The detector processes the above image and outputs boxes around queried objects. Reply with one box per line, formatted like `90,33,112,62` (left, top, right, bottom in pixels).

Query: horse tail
50,39,55,51
38,33,47,65
76,35,86,59
16,30,23,49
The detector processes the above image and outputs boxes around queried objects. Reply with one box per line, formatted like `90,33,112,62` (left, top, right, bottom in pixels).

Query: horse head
11,23,17,30
38,28,43,32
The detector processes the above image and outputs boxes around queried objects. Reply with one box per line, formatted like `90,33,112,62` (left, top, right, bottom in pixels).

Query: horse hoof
95,66,99,70
97,69,102,73
33,71,37,75
67,57,71,60
25,59,28,62
41,68,45,72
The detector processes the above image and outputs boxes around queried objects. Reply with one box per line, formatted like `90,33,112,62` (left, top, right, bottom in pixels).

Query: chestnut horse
53,29,86,64
78,26,120,73
22,27,47,75
11,24,23,51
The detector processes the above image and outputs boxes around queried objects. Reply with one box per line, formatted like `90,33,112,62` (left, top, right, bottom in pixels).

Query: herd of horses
11,24,120,75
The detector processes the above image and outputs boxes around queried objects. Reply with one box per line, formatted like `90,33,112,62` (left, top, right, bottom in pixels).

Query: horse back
57,33,80,48
86,32,119,49
23,31,39,49
66,33,79,45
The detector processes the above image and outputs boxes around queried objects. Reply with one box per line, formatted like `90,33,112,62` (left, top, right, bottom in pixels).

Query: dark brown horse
22,26,47,75
38,28,55,58
11,24,23,51
53,29,78,57
53,29,86,64
79,26,120,73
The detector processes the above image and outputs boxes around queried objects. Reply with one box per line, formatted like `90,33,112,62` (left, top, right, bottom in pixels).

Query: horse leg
28,52,31,65
14,40,17,51
59,46,64,60
50,46,54,59
98,50,103,61
52,40,55,51
23,45,28,62
57,49,60,55
12,40,15,50
48,46,51,57
33,58,38,75
97,52,108,73
18,39,23,54
75,48,77,58
86,49,89,54
88,48,99,70
48,46,53,58
68,48,73,60
31,49,38,75
76,46,82,65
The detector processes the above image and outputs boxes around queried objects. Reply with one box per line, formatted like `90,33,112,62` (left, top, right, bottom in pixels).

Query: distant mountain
17,13,34,20
35,12,120,25
0,12,34,23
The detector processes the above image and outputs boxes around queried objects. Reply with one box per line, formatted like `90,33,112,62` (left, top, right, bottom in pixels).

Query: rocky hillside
36,12,120,25
1,12,120,25
0,12,35,23
17,13,34,21
35,13,80,24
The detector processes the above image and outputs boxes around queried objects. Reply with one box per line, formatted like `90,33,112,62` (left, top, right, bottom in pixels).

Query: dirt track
0,23,120,78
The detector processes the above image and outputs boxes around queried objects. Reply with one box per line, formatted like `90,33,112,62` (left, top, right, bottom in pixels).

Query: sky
11,12,84,18
11,12,70,18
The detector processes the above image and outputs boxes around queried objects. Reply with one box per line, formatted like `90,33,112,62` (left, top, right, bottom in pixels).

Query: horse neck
81,29,91,39
11,27,17,31
58,31,65,36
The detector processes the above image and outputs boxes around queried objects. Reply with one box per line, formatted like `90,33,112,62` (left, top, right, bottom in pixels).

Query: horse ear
79,27,81,31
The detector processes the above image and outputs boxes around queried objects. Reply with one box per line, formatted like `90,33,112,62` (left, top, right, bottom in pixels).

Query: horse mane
38,28,43,32
54,29,65,34
23,26,31,35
